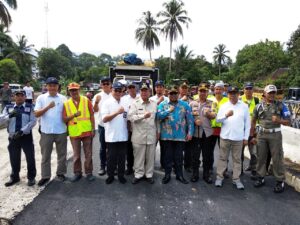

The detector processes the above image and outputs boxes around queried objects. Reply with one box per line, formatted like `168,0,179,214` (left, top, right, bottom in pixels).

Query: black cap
244,82,254,88
46,77,59,84
155,80,164,87
227,86,239,93
112,82,123,89
14,89,26,95
101,77,110,83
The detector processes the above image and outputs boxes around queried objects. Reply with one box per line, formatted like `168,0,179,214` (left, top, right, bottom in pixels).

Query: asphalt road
12,134,300,225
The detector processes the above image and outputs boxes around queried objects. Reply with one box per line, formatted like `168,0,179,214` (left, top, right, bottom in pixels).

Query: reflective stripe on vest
211,97,228,128
241,95,256,118
64,96,92,137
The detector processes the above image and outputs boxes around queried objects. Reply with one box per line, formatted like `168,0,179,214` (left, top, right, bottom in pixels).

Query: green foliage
287,25,300,87
0,0,18,28
0,58,20,83
37,48,74,80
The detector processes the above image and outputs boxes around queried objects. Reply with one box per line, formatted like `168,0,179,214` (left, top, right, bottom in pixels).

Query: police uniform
253,85,291,192
0,90,37,186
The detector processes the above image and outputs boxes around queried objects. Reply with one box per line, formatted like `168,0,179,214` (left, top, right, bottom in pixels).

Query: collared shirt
149,95,169,104
216,100,250,141
122,94,140,111
101,96,128,142
0,103,37,137
189,99,213,138
34,92,67,134
93,91,111,126
128,98,157,144
157,99,194,142
0,87,12,101
23,86,34,99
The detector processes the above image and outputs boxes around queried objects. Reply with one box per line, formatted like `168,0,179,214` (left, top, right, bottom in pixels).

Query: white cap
215,82,224,88
264,84,277,93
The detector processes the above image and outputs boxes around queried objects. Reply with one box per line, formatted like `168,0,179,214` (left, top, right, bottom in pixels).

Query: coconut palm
0,0,17,28
213,44,230,79
0,23,13,57
158,0,191,72
135,11,160,61
174,44,193,60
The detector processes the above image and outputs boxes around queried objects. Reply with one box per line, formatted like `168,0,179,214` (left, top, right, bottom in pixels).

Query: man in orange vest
62,82,95,182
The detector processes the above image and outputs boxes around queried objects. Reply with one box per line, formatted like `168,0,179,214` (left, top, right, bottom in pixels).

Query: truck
109,65,159,95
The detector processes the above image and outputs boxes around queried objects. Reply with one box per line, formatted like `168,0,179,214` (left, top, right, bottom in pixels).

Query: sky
7,0,300,63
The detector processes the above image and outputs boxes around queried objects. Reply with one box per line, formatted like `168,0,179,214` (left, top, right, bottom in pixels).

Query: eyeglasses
102,82,110,86
114,89,122,93
169,92,178,96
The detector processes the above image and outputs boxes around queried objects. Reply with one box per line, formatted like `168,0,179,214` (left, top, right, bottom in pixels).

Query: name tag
24,107,31,112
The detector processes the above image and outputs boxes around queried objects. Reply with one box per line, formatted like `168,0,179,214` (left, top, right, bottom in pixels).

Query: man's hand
168,105,175,113
13,131,23,140
95,95,101,104
117,107,125,114
74,111,81,117
192,111,199,116
158,96,164,104
226,110,234,118
272,115,281,124
243,140,248,146
186,134,192,141
250,138,257,145
181,95,188,101
48,101,55,109
144,111,151,119
195,119,202,126
9,109,19,118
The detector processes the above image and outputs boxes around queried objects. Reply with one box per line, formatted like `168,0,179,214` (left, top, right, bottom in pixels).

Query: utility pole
44,1,49,48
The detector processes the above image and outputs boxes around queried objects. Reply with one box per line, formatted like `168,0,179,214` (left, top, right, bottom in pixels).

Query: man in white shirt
93,77,111,176
34,77,68,186
101,82,128,184
149,80,169,170
122,82,139,175
215,86,250,190
23,81,34,104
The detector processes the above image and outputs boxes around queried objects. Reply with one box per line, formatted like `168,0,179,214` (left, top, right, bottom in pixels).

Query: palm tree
0,0,17,28
0,23,13,58
173,44,193,79
174,44,193,60
158,0,191,72
213,44,230,79
135,11,160,61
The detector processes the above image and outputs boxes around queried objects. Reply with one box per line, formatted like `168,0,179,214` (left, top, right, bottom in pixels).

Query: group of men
0,76,291,193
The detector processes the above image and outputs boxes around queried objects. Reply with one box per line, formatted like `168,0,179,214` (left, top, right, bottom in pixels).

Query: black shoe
118,176,127,184
27,179,36,186
203,176,213,184
5,178,20,187
56,174,67,182
86,174,95,182
132,177,141,184
70,174,82,182
162,174,171,184
106,176,114,184
38,178,50,186
125,169,134,175
98,168,106,176
146,177,154,184
176,176,189,184
190,175,199,183
273,181,285,193
254,177,265,188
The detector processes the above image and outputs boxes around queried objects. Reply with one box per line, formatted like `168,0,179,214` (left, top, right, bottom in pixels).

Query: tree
37,48,74,80
173,44,193,78
135,11,160,61
213,44,230,79
287,25,300,86
0,24,13,58
6,35,36,82
0,58,20,83
158,0,191,72
0,0,17,28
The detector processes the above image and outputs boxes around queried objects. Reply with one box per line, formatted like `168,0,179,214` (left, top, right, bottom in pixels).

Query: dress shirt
34,92,67,134
93,91,111,127
149,95,169,104
216,100,250,141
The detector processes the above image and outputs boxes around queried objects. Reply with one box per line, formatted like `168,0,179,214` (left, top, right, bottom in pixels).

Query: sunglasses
102,82,110,86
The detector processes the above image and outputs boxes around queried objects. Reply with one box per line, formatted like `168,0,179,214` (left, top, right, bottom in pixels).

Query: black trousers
107,142,127,177
191,135,214,175
184,141,192,169
8,133,36,180
159,140,166,169
126,132,134,171
164,141,185,177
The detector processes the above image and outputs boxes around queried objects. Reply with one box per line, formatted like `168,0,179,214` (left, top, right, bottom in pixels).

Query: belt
261,127,281,133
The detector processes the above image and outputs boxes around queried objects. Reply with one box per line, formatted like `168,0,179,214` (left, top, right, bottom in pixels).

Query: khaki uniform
253,101,290,181
128,98,157,179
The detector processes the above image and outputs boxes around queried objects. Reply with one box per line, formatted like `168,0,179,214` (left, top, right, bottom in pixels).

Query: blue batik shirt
157,99,194,141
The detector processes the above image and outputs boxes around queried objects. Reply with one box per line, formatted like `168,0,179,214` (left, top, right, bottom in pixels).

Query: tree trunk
169,40,172,72
219,64,221,80
149,50,152,61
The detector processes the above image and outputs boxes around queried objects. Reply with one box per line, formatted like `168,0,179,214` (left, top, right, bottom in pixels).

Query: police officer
251,84,291,193
0,90,37,187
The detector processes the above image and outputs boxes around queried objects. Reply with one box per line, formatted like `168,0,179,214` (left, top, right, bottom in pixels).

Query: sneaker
27,179,36,187
273,181,285,193
132,177,142,184
70,174,82,182
38,178,50,186
56,174,67,182
98,168,106,176
106,176,114,184
254,177,265,188
233,180,244,190
118,176,127,184
215,178,223,187
86,174,95,182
